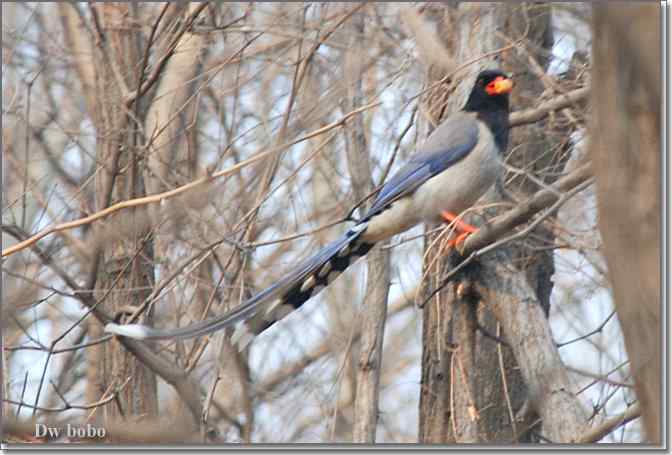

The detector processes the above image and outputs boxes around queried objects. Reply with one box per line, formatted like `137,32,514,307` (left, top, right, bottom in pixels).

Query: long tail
105,223,374,349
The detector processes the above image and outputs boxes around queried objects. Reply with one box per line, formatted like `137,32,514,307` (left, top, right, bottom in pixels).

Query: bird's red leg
441,211,478,233
446,232,471,249
441,210,478,249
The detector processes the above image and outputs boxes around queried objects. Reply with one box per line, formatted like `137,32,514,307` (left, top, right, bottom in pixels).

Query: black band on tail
253,237,375,334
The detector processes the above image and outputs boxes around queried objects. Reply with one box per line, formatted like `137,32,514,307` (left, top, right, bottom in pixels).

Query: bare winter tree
417,3,587,443
591,2,661,444
2,2,656,445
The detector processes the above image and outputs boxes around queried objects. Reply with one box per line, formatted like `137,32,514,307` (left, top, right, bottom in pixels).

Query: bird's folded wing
364,114,479,218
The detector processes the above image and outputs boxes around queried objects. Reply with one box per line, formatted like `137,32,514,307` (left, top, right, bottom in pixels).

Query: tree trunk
341,9,392,442
591,3,661,444
89,3,158,423
418,3,585,443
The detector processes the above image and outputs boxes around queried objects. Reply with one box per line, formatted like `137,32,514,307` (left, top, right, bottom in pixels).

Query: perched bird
105,69,513,349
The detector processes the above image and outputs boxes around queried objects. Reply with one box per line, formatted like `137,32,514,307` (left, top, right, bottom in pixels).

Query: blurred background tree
2,2,658,444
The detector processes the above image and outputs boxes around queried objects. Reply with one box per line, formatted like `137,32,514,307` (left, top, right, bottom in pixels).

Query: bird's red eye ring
485,76,513,95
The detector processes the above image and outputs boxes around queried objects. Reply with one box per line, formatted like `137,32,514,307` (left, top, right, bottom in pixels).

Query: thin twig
419,164,593,307
2,101,380,258
576,404,641,443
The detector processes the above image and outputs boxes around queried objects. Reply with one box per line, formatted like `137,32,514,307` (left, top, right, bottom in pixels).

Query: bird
105,69,513,349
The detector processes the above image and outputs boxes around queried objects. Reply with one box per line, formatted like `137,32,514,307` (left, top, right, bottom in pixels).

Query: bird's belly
361,123,501,242
361,197,421,243
412,146,500,223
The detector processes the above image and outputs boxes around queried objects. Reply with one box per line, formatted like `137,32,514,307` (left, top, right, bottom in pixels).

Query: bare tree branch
576,404,641,443
2,102,380,258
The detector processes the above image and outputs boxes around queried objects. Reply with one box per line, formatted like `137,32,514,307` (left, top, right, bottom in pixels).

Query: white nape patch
264,299,283,316
338,244,352,258
318,262,332,278
231,322,254,350
105,323,150,339
300,275,316,293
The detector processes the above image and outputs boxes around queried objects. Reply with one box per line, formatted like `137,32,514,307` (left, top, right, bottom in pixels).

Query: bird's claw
446,231,472,253
441,210,476,253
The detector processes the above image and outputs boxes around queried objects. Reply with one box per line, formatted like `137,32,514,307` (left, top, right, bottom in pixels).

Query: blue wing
364,114,480,218
105,114,482,344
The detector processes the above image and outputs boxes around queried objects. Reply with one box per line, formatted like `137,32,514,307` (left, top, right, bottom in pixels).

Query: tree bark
591,3,661,444
62,3,160,423
342,10,392,443
418,3,586,443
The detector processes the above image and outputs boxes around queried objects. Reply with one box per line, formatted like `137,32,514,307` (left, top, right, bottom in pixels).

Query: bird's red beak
485,76,513,96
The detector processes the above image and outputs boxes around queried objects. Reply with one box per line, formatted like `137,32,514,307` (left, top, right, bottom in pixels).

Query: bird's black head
462,69,513,113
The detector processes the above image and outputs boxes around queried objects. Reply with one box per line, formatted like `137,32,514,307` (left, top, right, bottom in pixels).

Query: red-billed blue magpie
105,69,513,349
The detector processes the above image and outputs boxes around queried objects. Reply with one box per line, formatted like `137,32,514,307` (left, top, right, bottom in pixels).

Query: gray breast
411,121,501,222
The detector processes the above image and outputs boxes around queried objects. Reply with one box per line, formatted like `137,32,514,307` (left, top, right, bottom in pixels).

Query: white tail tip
105,323,151,339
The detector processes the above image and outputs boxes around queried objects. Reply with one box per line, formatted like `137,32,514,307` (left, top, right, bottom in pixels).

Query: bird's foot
440,210,477,251
446,231,473,249
440,210,478,233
